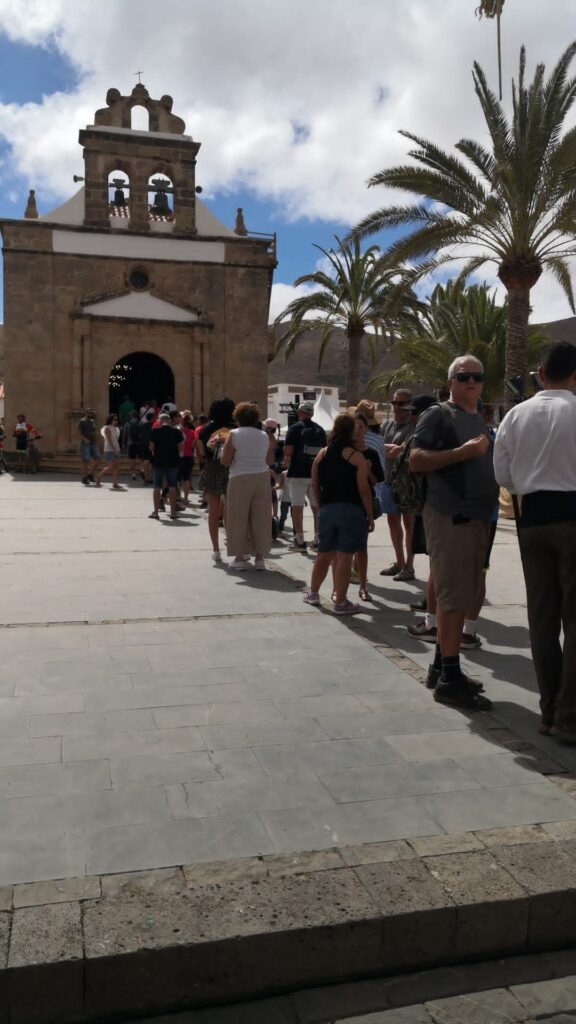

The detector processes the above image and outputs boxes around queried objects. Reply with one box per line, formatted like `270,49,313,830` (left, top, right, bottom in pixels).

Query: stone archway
108,351,175,414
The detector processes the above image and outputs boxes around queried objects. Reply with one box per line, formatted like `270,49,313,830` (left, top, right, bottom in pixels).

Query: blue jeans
153,466,178,489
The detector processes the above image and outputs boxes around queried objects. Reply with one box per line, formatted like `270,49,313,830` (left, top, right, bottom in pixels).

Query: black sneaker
88,474,95,483
425,665,484,693
410,597,427,612
434,676,492,710
81,475,90,486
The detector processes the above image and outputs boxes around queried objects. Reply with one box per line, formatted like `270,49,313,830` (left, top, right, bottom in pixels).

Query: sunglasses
453,372,484,383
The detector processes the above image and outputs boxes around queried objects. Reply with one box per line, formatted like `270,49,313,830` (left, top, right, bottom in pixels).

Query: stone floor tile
492,840,576,894
0,736,61,767
153,699,285,729
0,785,171,836
167,771,335,818
316,709,462,740
63,725,206,761
199,718,329,750
318,760,480,803
101,866,185,898
425,988,528,1023
261,798,442,853
83,683,207,711
253,737,403,775
0,692,84,717
475,825,550,848
409,833,484,858
85,813,275,875
109,751,221,788
423,850,525,904
454,753,543,788
271,695,370,719
338,1010,433,1024
9,901,83,966
340,840,416,866
30,707,156,737
13,875,101,908
385,730,508,762
416,782,576,833
0,887,12,911
512,976,576,1016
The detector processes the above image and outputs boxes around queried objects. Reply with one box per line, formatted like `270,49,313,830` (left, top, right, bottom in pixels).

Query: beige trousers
226,472,272,557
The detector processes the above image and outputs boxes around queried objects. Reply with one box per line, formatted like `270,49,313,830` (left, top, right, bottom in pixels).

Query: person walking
180,410,196,506
197,398,235,562
283,401,326,550
13,414,39,473
148,412,183,520
380,388,416,580
78,408,102,485
96,414,122,489
303,413,374,615
220,402,274,571
494,341,576,741
409,355,497,710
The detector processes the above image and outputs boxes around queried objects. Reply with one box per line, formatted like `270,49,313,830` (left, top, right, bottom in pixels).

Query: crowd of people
7,339,576,740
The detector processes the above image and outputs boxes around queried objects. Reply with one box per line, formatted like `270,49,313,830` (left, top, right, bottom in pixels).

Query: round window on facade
129,269,149,290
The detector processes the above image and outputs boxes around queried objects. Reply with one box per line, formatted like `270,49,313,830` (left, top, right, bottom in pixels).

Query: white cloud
269,281,317,323
1,0,576,321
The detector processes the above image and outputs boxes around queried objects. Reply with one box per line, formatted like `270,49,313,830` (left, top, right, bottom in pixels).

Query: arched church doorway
108,352,175,414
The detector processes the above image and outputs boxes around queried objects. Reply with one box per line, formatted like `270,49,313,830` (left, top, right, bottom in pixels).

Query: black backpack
298,421,327,472
389,404,460,514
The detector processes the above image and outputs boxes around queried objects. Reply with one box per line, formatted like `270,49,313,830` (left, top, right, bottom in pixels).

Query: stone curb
4,825,576,1023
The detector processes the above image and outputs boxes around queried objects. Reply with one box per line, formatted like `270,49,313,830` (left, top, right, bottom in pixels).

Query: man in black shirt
283,401,326,549
148,413,183,520
78,408,102,486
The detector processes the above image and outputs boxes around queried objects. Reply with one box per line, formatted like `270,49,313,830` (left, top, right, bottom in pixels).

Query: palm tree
369,280,547,402
274,236,420,404
351,43,576,391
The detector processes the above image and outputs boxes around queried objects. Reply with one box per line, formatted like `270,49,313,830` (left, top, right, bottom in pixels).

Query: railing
243,230,276,260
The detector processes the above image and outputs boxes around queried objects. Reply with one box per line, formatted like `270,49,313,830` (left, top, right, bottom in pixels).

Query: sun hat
264,417,279,429
354,399,378,426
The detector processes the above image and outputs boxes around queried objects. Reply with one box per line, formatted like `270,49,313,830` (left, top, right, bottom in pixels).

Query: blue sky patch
0,33,79,105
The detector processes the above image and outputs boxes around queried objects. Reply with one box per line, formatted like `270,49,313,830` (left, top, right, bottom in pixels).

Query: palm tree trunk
345,329,363,405
504,286,531,399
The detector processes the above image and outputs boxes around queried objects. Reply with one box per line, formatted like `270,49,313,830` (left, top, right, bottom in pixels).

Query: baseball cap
354,400,378,426
298,401,315,415
410,395,437,415
263,417,279,429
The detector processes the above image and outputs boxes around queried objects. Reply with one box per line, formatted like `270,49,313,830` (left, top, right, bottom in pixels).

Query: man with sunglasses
409,355,498,710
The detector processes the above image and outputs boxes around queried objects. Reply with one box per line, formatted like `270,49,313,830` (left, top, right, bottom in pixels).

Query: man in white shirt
494,341,576,742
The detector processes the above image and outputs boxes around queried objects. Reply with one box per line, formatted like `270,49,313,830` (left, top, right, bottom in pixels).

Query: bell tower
79,83,201,236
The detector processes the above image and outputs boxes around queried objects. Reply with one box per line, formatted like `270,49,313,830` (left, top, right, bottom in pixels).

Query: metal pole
497,0,503,100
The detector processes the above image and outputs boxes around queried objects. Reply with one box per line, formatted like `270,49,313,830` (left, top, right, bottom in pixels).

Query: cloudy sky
0,0,575,325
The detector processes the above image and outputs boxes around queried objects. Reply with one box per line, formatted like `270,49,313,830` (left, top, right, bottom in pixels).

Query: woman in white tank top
221,402,274,570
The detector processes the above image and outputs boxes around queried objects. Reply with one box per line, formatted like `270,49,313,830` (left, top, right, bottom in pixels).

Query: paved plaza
1,472,576,889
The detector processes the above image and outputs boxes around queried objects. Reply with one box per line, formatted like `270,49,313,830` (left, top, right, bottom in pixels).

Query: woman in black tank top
303,414,374,615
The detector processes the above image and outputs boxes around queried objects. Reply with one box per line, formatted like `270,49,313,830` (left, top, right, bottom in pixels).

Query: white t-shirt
494,390,576,494
101,424,121,453
228,426,270,479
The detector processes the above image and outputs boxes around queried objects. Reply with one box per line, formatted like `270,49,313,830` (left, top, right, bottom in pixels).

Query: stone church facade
0,83,276,453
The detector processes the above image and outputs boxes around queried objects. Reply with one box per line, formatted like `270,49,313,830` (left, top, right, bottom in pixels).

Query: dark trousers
519,520,576,731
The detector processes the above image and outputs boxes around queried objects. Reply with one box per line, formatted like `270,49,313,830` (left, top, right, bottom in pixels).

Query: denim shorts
153,466,178,488
317,502,368,554
80,442,99,462
104,451,119,463
377,482,400,516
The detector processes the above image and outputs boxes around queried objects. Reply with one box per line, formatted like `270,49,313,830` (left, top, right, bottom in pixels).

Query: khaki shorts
286,477,317,508
423,504,490,613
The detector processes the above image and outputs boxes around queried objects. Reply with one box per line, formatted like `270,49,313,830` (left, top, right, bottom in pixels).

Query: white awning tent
313,388,340,431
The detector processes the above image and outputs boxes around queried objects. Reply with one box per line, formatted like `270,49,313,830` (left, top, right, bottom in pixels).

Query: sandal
148,511,159,520
359,586,371,602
